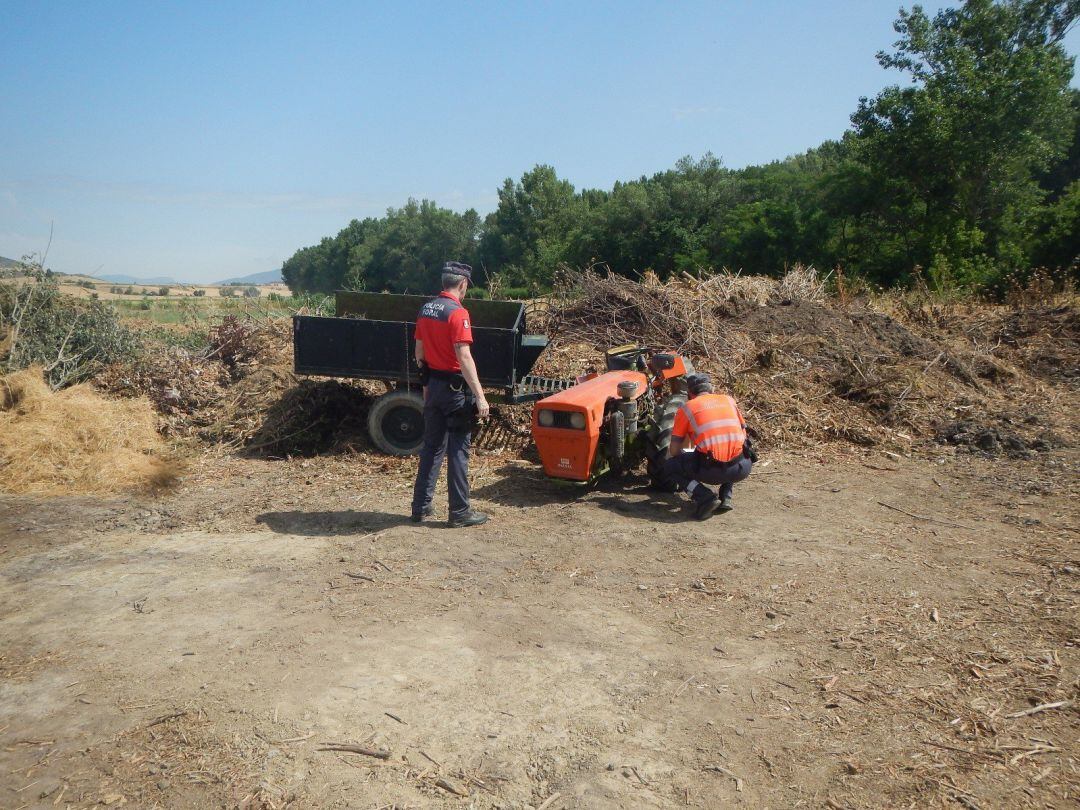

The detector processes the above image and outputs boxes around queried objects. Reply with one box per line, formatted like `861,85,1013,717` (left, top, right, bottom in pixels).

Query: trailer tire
643,394,685,490
368,390,425,456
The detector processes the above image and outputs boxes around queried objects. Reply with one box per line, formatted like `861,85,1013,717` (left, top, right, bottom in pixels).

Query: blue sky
2,1,1076,283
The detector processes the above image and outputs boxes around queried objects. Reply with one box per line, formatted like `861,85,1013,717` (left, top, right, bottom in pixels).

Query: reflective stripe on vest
680,394,746,462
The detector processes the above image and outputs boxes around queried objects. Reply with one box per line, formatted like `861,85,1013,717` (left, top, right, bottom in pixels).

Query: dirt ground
1,442,1077,809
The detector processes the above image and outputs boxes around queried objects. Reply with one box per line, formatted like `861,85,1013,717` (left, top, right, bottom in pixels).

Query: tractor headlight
538,409,555,427
569,412,586,429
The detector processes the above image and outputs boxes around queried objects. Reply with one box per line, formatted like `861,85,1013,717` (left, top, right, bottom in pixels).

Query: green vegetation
283,0,1078,296
1,267,139,388
110,295,294,324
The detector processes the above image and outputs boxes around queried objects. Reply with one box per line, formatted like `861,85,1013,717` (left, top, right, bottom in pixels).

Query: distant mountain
215,269,282,285
99,273,181,285
0,256,20,269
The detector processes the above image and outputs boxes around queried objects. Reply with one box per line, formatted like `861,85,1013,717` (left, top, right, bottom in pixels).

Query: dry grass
0,366,180,495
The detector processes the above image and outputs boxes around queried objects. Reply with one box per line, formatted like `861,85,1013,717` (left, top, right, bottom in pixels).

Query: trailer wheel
367,390,425,456
643,393,685,490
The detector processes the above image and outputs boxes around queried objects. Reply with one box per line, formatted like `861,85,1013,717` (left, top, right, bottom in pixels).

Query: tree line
283,0,1079,297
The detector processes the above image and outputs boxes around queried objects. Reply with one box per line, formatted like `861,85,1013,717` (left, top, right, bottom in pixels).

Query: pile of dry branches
546,264,827,365
538,266,1076,455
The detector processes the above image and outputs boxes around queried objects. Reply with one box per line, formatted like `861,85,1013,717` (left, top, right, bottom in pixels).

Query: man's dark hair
686,373,713,395
441,272,466,290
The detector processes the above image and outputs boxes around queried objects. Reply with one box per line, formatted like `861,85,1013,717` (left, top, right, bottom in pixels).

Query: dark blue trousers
664,451,752,501
411,377,472,519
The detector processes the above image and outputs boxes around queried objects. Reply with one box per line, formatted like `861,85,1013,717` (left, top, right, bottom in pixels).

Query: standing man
664,373,757,520
411,262,491,527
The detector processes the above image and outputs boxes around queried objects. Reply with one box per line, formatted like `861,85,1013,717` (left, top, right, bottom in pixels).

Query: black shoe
717,495,734,513
693,492,720,521
410,506,434,523
448,511,489,528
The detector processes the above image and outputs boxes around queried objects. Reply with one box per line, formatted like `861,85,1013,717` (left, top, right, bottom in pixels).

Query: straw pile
0,366,178,495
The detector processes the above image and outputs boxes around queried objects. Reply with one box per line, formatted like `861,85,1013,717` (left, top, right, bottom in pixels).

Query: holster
446,399,479,434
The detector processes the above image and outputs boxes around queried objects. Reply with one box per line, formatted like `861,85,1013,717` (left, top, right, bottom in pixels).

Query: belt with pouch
425,366,466,389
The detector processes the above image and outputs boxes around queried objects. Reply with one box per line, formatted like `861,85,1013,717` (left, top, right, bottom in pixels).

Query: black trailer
293,291,567,455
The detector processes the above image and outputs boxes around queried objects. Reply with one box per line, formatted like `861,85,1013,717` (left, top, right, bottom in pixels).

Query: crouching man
664,373,757,520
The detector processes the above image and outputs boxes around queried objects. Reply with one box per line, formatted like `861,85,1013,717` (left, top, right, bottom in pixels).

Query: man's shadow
255,510,409,536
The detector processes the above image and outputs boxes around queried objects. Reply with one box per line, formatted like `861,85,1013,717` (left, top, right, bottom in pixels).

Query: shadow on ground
587,488,692,524
255,510,409,536
471,462,703,525
471,463,581,507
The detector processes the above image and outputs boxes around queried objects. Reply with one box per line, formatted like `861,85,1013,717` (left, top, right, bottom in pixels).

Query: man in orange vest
664,373,756,520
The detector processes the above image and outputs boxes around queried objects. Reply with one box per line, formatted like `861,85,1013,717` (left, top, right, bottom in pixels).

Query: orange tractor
531,345,696,485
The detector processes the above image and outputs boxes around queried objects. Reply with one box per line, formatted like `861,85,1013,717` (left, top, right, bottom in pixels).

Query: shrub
499,286,532,300
158,286,170,297
0,265,140,388
193,289,206,297
220,286,238,298
243,285,260,298
125,286,135,295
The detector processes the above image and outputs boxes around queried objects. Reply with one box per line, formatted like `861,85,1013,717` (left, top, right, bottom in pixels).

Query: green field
110,296,297,324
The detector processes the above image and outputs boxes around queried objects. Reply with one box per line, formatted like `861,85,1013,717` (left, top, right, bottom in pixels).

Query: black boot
691,486,720,521
718,484,734,513
410,505,434,523
448,510,489,528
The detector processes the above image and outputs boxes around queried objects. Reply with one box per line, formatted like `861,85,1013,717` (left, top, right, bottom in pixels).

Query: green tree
849,0,1078,286
348,199,480,293
479,165,580,286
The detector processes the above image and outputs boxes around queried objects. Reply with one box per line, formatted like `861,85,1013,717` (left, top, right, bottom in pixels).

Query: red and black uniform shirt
415,291,473,372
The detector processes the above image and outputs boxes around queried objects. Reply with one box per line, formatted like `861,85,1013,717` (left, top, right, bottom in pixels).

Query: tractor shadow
587,482,693,524
473,463,693,524
471,462,580,507
255,510,409,536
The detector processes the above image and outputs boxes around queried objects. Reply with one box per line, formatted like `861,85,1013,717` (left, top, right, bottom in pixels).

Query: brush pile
96,316,296,440
93,269,1077,462
0,366,178,495
541,266,1078,456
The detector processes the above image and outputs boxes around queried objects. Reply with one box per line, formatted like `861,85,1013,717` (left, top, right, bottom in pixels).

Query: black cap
686,372,713,395
442,261,472,281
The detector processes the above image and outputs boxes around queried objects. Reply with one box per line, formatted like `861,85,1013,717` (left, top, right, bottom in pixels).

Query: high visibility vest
676,393,746,463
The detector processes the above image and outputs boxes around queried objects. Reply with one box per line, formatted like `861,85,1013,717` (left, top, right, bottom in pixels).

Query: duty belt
428,367,465,386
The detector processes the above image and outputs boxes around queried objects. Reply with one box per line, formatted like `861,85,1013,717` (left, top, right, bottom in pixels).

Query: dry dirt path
1,449,1076,809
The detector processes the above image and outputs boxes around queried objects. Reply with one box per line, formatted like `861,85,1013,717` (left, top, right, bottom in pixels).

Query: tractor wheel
643,393,685,490
367,390,425,456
